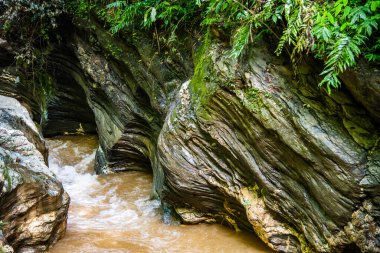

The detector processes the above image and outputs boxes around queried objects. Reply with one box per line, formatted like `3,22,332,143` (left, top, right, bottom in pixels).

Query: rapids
47,136,272,253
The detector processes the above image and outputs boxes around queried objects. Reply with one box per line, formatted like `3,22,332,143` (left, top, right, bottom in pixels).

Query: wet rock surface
0,15,379,253
0,95,69,252
157,43,380,252
47,28,380,252
68,21,193,178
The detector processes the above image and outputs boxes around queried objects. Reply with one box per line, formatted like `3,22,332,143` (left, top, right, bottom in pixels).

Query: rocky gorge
0,1,379,252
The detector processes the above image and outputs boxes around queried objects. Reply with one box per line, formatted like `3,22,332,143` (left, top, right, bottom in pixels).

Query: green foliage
66,0,96,19
0,0,65,41
230,24,251,58
100,0,380,93
312,0,380,92
37,73,55,126
0,0,66,69
100,0,200,36
3,0,378,93
191,29,213,107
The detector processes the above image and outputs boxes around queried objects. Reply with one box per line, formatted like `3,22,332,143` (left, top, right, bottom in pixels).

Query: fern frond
319,34,366,92
106,1,126,9
230,24,251,58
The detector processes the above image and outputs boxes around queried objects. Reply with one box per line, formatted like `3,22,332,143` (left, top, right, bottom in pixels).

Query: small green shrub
2,163,12,192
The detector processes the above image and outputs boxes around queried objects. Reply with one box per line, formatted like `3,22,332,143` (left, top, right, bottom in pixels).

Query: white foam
48,140,163,233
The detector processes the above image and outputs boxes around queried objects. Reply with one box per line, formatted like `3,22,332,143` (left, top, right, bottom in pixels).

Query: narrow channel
47,135,272,253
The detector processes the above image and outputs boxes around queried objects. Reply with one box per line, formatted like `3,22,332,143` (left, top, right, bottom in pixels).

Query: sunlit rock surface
0,95,69,252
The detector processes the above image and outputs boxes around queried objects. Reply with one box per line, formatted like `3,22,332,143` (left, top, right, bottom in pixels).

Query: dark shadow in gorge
42,46,97,137
42,19,155,174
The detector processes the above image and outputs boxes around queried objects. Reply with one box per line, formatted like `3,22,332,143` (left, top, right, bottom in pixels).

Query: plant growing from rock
1,0,379,93
97,0,380,93
0,0,66,66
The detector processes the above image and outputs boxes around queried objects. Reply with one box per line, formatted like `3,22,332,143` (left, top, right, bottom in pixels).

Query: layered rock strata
0,95,69,252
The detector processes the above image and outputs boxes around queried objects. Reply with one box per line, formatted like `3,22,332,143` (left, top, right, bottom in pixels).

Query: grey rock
1,15,379,253
157,43,380,252
0,95,69,252
341,62,380,124
69,21,192,179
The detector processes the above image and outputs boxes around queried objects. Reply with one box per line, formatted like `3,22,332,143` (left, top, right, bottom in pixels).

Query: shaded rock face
340,62,380,124
65,21,193,179
0,95,69,252
0,59,44,125
0,38,97,138
0,39,13,68
42,48,97,137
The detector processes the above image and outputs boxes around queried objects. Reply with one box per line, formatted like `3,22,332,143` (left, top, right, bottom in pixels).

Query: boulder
0,95,69,252
157,42,380,252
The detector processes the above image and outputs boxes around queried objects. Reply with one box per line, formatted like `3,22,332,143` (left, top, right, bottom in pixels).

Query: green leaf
230,24,251,58
371,2,377,12
366,53,380,61
106,1,126,9
340,22,346,31
343,6,351,18
335,4,342,16
327,12,335,24
272,14,278,23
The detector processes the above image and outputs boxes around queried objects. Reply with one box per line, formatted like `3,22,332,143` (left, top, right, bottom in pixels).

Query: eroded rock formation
65,22,379,251
0,13,379,253
0,95,69,252
70,22,380,250
158,43,380,252
69,20,192,176
340,62,380,124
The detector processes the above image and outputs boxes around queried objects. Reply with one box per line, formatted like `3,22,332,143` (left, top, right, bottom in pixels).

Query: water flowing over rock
0,95,69,252
66,24,379,250
0,13,379,253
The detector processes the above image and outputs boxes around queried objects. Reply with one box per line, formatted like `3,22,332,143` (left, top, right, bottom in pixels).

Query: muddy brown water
47,135,273,253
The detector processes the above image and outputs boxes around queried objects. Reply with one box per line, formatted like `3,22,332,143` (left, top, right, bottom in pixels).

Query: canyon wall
0,15,379,252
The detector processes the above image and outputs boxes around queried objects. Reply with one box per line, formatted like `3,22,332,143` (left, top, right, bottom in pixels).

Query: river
47,135,272,253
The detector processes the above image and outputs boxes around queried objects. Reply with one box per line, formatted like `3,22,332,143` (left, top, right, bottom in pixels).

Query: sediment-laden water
47,136,272,253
